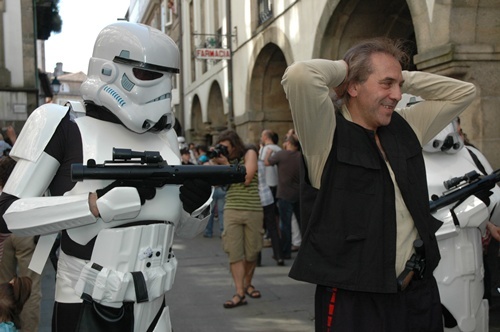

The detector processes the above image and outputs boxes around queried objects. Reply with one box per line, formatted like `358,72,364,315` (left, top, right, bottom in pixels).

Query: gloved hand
475,189,493,207
179,179,212,214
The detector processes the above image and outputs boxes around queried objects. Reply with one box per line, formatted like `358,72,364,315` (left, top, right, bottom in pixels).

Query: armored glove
95,187,141,222
179,179,212,214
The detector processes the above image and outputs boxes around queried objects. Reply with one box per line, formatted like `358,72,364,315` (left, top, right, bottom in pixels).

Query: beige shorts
222,209,264,263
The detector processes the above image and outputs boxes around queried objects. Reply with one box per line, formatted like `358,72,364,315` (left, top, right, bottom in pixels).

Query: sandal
245,285,261,299
223,294,247,309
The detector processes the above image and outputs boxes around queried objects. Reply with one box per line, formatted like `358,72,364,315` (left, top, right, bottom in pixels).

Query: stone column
0,0,12,87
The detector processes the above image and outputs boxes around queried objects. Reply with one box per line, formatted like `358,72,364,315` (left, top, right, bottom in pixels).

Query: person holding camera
209,130,264,308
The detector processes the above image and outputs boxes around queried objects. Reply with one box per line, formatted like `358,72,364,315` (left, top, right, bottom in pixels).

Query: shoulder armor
10,103,69,162
65,100,87,120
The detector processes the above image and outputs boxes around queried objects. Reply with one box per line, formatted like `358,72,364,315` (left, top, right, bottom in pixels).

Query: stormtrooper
424,118,500,332
0,22,212,331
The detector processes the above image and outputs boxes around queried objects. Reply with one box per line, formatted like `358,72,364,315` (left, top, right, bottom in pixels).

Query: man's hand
180,179,212,214
264,148,274,166
487,222,500,242
2,125,17,146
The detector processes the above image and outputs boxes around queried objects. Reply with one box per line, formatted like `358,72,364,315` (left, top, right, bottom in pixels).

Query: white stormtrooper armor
0,22,211,332
424,120,500,332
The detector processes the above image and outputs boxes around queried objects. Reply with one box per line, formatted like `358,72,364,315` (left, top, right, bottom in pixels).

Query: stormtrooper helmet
81,22,180,133
423,118,464,154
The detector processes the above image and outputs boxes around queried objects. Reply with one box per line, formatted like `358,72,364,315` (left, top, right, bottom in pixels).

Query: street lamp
51,76,61,95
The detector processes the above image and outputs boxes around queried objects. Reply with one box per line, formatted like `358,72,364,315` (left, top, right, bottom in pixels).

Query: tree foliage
36,0,63,40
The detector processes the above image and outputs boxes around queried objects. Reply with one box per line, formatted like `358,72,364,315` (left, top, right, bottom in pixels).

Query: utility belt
74,222,177,305
75,257,178,304
396,239,426,291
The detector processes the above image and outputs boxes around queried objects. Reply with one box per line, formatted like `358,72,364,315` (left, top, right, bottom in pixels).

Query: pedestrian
249,143,284,266
282,37,476,331
196,144,210,164
0,276,32,332
180,147,194,165
210,130,264,308
203,144,231,238
259,129,281,200
264,133,301,259
0,156,16,263
258,130,284,264
202,184,226,238
188,142,198,164
0,133,41,332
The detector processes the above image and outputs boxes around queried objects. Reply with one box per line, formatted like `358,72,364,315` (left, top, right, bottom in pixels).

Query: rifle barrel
71,163,246,186
429,170,500,212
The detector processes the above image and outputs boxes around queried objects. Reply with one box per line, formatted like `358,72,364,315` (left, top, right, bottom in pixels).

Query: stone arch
190,94,208,145
207,80,226,131
247,43,292,145
236,26,293,145
314,0,415,65
206,80,226,145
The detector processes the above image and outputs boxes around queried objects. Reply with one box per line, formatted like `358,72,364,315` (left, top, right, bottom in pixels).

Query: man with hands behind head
282,37,476,331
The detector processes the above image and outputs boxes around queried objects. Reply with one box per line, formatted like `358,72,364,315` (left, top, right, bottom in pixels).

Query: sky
44,0,130,74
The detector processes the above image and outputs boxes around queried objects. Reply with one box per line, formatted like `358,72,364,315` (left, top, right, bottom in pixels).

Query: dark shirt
267,150,301,202
290,112,441,293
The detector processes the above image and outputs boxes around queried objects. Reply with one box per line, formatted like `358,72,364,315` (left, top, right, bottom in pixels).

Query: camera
207,144,229,159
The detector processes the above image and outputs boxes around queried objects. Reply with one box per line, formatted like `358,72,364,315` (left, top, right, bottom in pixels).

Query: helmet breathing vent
121,74,135,92
103,86,126,107
148,115,173,132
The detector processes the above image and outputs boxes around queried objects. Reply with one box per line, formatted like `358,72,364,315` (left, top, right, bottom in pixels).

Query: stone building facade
131,0,500,168
51,71,87,106
0,0,39,134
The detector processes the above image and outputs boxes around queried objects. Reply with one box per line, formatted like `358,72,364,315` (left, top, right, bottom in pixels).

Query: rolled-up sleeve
398,70,476,145
281,60,347,188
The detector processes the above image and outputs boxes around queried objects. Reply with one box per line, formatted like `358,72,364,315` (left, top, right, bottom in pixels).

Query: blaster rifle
429,169,500,213
71,148,246,188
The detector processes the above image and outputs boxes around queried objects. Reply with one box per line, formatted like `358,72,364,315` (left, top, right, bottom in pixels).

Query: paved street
38,230,500,332
39,230,316,332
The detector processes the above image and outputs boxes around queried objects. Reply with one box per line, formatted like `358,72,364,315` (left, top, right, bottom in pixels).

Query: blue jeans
204,187,226,236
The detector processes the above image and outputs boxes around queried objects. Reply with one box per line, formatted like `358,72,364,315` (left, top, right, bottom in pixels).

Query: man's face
348,53,404,131
260,131,268,145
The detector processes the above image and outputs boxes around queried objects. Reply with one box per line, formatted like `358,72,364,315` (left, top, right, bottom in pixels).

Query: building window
258,0,272,25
